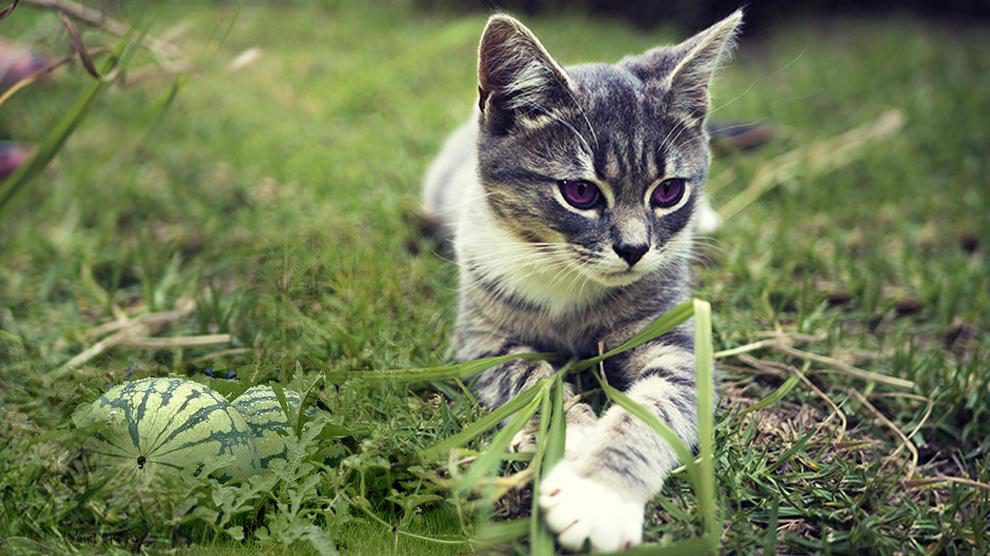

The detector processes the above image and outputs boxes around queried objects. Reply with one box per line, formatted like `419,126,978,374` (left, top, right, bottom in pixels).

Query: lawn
1,2,988,554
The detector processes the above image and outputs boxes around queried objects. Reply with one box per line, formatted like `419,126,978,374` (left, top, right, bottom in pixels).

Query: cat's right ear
623,10,743,126
477,14,573,134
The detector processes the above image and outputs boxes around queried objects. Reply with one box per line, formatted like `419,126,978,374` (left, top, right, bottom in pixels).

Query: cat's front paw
510,420,595,454
539,461,644,552
510,428,538,453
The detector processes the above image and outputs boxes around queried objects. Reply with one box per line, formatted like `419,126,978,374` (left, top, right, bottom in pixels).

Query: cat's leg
508,387,597,454
539,330,700,552
469,345,596,453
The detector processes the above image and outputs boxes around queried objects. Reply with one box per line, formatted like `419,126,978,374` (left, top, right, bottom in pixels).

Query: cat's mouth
566,247,652,288
591,267,647,287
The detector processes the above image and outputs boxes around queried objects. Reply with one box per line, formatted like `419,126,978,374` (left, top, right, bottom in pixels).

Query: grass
2,2,989,554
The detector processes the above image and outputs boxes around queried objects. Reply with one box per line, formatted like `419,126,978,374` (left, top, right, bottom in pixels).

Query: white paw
564,424,594,457
539,461,644,552
511,419,594,455
510,429,537,453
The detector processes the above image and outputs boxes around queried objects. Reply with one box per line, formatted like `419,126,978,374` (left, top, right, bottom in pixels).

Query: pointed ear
626,10,743,124
477,14,573,134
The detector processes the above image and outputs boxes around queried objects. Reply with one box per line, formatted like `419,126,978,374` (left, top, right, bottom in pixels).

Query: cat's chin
589,268,648,288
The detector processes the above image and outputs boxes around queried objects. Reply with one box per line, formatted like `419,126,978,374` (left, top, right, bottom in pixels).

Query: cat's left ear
477,14,574,134
626,10,743,124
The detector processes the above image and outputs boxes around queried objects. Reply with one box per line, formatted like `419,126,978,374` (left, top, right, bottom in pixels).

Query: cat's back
421,118,479,239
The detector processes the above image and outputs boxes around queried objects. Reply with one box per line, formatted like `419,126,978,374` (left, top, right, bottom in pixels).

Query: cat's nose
613,242,649,267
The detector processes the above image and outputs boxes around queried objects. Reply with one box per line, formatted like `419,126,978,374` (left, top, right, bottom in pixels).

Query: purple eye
652,178,686,208
559,180,601,210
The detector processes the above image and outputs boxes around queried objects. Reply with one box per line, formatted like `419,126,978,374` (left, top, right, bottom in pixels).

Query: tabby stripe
472,275,541,313
474,340,525,360
668,392,694,416
627,446,651,466
641,365,695,387
514,361,541,391
602,446,637,468
652,400,673,425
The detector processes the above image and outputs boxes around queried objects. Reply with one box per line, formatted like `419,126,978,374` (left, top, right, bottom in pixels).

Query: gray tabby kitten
422,10,742,552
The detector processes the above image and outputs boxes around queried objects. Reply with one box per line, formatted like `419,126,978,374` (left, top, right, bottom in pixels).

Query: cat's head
474,11,741,288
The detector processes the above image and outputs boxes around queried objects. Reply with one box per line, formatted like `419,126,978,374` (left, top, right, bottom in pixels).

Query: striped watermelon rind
232,385,316,468
84,377,260,479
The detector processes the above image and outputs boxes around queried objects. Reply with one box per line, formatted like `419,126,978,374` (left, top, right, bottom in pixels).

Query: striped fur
423,10,742,552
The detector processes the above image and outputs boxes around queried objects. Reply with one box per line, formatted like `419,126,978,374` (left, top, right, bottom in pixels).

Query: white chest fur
454,182,607,317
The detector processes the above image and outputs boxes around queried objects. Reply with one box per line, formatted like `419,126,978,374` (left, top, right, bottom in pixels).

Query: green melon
82,377,260,479
232,385,313,467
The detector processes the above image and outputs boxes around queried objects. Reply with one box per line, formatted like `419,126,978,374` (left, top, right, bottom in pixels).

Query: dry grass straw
23,0,190,72
716,330,915,390
723,330,990,496
0,0,195,108
0,0,18,20
717,109,905,222
737,354,848,445
0,11,149,215
0,45,111,107
53,298,235,378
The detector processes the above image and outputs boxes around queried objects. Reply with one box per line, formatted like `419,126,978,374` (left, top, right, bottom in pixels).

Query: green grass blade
545,376,566,468
324,352,556,383
142,75,186,136
294,376,325,437
764,498,780,555
740,374,801,417
459,386,544,495
420,380,545,460
529,385,554,556
599,381,700,488
0,30,138,216
693,299,718,552
764,430,816,474
655,493,693,524
599,537,712,556
472,518,529,547
573,301,694,372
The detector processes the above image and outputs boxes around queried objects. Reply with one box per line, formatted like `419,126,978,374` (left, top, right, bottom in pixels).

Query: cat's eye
559,179,601,210
651,178,686,208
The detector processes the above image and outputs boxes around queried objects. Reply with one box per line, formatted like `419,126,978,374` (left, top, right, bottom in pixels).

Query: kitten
422,10,742,552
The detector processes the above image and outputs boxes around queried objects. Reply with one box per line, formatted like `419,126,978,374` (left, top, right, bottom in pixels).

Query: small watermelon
232,385,317,467
81,377,260,479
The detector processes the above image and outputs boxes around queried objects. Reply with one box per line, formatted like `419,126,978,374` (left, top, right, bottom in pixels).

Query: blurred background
425,0,990,31
1,1,987,554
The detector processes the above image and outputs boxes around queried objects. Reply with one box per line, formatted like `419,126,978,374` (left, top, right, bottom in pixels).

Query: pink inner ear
478,16,533,95
478,86,490,112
